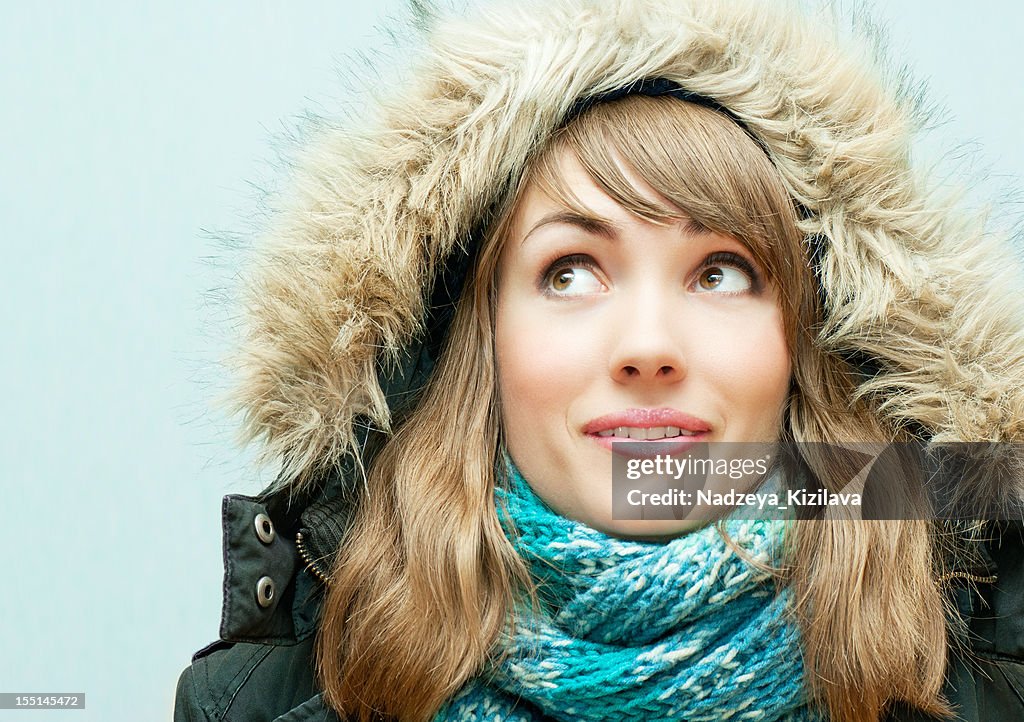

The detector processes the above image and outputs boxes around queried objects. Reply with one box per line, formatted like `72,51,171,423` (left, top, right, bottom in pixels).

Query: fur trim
230,0,1024,488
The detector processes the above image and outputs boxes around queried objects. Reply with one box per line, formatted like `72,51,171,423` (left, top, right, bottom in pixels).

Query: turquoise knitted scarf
434,462,820,722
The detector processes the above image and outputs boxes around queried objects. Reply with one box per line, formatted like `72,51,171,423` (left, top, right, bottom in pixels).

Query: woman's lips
588,431,709,456
583,408,712,456
583,407,712,434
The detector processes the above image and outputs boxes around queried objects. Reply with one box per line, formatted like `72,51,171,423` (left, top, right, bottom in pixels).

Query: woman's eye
694,263,754,294
692,255,757,294
543,258,604,296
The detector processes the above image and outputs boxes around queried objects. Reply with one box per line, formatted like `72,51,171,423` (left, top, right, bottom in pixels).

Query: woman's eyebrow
521,211,618,245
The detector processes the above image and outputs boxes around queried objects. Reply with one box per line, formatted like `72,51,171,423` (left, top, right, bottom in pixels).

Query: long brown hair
317,95,953,722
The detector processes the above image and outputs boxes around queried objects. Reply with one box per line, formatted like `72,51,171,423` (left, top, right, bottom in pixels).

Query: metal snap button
254,513,276,544
256,576,276,608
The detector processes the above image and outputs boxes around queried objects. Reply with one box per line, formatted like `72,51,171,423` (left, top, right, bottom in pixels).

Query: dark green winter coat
174,480,1024,721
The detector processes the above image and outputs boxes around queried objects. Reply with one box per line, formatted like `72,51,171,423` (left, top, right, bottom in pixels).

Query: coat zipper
295,530,331,585
936,570,998,586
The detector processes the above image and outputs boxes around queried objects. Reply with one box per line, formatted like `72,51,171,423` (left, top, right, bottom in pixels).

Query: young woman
175,1,1024,721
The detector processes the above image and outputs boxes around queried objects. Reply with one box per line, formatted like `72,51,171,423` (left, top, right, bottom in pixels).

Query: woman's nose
607,296,687,384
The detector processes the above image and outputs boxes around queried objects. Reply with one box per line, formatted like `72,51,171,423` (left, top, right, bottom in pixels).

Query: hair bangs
529,94,806,289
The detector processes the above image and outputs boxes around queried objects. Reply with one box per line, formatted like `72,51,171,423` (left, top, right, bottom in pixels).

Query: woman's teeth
595,426,698,440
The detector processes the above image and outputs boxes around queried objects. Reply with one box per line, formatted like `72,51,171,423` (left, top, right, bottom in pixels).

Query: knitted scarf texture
434,462,819,722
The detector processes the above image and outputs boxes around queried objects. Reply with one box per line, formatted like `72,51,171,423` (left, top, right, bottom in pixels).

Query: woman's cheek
498,305,586,409
697,306,791,428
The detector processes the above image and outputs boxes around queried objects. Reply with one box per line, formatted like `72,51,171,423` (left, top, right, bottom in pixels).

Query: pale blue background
1,2,1020,721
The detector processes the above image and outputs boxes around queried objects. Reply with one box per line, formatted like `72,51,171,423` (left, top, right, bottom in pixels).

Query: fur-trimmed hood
232,0,1024,492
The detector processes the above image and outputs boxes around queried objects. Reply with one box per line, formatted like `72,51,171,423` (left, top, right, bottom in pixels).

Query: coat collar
217,493,323,645
274,694,342,722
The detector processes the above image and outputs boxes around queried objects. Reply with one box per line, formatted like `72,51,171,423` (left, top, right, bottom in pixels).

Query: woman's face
495,149,792,538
